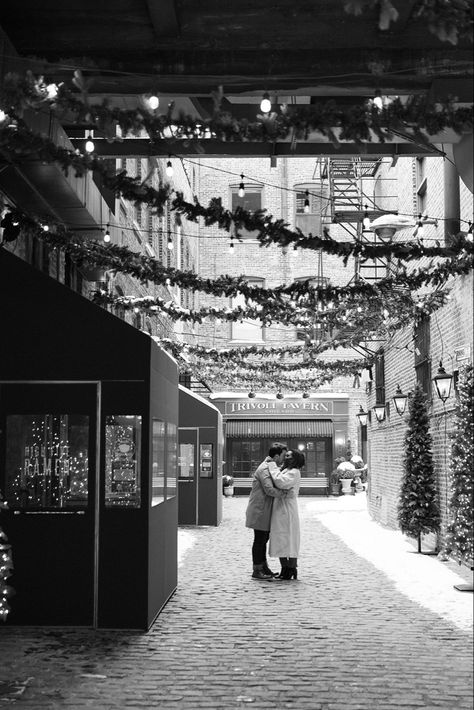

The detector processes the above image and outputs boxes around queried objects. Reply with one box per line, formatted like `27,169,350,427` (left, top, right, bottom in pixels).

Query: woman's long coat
268,467,301,558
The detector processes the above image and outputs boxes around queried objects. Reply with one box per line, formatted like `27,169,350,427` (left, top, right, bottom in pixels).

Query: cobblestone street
1,494,473,710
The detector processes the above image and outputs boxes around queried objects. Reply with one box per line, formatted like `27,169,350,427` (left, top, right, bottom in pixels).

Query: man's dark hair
268,442,287,458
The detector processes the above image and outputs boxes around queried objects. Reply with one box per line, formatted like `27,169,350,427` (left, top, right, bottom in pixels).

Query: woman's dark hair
285,450,305,469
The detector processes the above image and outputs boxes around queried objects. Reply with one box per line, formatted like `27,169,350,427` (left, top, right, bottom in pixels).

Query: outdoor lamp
356,405,368,426
373,403,386,422
276,391,284,400
392,384,408,416
433,361,453,402
248,391,256,398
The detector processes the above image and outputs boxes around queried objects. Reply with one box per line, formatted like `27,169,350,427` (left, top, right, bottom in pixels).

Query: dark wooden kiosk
178,385,223,526
0,249,178,629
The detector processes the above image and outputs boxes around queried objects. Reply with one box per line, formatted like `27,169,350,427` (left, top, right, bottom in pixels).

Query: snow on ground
309,494,473,633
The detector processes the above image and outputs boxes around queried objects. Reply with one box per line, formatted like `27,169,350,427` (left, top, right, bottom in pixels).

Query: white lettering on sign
226,400,332,414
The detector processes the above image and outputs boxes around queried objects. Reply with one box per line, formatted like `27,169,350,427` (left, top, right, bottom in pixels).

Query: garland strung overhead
1,71,472,147
1,116,473,263
10,218,472,311
92,286,449,331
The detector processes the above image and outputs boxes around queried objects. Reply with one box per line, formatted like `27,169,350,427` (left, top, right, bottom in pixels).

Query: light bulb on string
167,233,174,250
85,133,95,153
304,190,310,214
373,92,384,110
260,92,272,113
416,213,425,239
147,95,159,110
41,224,49,232
362,205,371,230
238,175,245,198
103,224,111,243
229,235,234,253
166,157,174,177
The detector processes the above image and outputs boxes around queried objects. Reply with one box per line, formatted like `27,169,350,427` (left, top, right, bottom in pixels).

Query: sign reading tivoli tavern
224,400,333,416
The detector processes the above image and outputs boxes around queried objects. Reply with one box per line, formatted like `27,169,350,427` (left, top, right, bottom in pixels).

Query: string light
260,92,272,113
103,224,111,242
416,213,425,239
84,132,95,153
363,205,371,230
467,221,473,242
147,95,160,110
238,174,245,198
166,157,174,177
304,190,310,214
167,233,174,250
229,234,234,253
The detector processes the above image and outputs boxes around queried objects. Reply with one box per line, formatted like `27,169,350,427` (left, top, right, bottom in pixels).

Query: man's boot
251,564,273,580
262,561,278,577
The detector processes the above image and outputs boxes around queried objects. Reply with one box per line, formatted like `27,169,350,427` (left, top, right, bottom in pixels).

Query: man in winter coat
245,443,287,580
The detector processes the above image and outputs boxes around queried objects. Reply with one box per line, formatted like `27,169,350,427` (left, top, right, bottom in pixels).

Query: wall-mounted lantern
392,384,408,416
433,361,453,403
373,403,386,422
356,405,369,426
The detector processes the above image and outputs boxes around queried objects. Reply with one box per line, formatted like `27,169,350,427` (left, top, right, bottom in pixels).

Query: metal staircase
320,157,396,283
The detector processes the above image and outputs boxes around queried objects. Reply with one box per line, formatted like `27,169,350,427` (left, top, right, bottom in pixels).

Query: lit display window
105,415,141,508
5,414,89,508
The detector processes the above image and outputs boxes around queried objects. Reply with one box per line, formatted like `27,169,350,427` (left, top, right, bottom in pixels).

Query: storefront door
178,428,199,524
0,382,98,625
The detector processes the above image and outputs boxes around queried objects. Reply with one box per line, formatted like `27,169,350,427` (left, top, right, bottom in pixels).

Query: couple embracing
245,442,304,581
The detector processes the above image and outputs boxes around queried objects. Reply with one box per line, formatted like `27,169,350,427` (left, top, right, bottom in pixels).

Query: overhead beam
72,138,437,158
145,0,179,37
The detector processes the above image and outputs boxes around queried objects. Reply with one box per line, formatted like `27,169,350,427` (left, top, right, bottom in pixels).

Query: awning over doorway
226,419,333,438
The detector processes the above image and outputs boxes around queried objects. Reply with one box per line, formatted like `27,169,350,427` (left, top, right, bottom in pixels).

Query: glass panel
5,414,89,509
105,415,141,508
179,443,195,479
166,423,177,498
151,419,165,506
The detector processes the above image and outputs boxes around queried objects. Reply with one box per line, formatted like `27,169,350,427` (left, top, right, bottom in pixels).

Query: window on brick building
294,183,327,237
416,158,427,215
414,315,432,398
374,350,385,404
231,277,264,342
230,184,263,240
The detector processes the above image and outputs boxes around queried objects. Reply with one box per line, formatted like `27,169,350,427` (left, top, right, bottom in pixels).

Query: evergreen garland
0,492,14,621
397,384,441,551
445,364,474,566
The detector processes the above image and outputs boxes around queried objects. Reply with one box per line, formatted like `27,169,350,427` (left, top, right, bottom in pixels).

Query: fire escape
319,157,398,353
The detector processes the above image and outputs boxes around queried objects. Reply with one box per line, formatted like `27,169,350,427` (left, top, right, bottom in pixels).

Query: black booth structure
178,386,223,526
0,249,178,629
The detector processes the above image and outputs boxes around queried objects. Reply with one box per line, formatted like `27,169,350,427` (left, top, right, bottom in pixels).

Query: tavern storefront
210,394,349,495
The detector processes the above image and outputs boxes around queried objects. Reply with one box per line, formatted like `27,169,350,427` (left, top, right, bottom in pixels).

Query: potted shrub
329,469,341,496
337,461,356,494
222,474,234,497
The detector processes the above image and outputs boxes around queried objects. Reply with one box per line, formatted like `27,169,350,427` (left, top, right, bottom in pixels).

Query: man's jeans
252,529,270,565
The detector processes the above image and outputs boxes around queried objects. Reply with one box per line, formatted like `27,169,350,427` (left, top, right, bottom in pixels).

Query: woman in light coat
268,449,303,580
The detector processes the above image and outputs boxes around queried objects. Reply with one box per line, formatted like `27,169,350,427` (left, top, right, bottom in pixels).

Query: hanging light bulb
467,221,473,241
85,132,95,153
42,224,49,232
167,233,174,250
0,109,7,123
229,235,234,253
103,224,111,243
147,95,160,110
304,190,310,214
166,158,174,177
373,92,384,110
417,213,425,239
362,205,371,230
260,92,272,113
238,175,245,198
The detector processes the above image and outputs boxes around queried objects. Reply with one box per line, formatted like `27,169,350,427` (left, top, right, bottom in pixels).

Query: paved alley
0,494,473,710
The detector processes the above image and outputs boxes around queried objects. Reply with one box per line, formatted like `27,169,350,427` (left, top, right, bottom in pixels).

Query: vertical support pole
93,382,102,629
444,159,460,243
